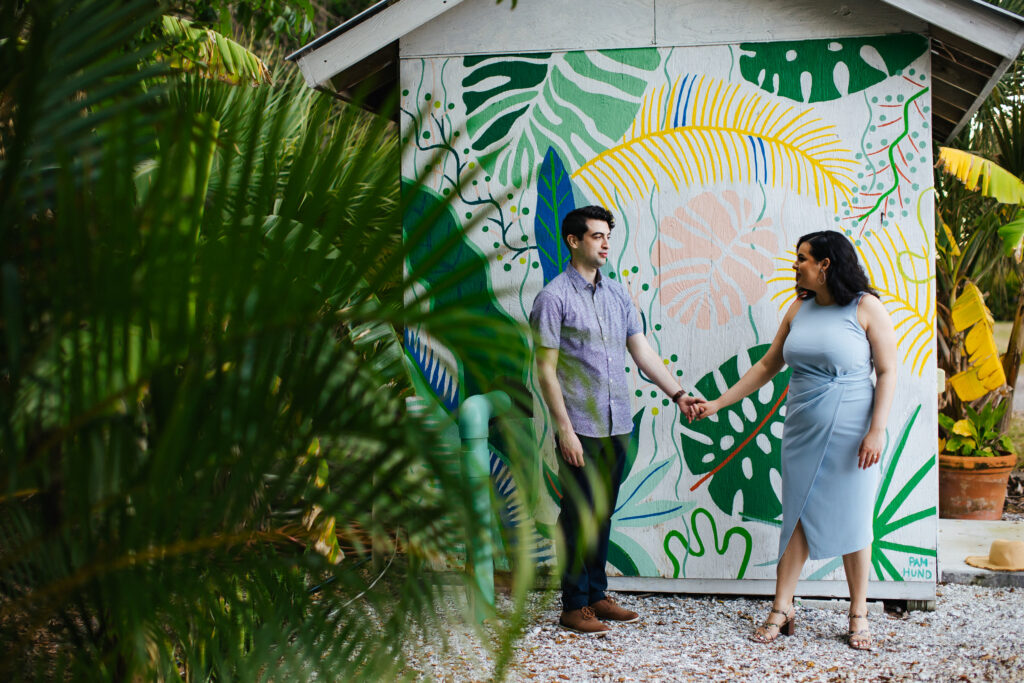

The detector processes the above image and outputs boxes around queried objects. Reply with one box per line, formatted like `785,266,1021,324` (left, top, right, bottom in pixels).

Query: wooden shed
290,0,1024,602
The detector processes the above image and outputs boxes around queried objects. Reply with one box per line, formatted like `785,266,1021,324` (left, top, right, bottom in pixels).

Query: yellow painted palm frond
768,251,798,310
573,75,856,210
948,281,1005,401
856,224,934,377
936,147,1024,205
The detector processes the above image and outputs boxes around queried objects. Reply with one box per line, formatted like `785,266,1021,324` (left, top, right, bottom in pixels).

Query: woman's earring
817,269,827,285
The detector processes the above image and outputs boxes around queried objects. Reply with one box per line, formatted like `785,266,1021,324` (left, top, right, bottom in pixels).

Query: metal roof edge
286,0,398,62
876,0,1024,59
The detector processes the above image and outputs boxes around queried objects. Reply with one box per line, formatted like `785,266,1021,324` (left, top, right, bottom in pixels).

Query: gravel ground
405,584,1024,682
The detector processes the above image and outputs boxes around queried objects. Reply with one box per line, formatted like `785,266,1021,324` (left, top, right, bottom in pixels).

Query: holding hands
674,393,706,422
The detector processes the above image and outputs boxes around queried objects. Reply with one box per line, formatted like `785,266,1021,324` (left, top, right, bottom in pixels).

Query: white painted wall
400,0,926,57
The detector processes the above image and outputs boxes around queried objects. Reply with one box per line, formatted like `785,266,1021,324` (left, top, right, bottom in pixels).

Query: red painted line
895,162,911,184
690,386,790,492
879,118,901,127
546,469,562,500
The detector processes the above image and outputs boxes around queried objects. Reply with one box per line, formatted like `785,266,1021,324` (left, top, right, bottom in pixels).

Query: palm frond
160,15,273,85
936,146,1024,205
1,0,536,679
573,74,856,209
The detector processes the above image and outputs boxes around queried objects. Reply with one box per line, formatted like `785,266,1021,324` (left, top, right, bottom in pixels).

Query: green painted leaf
461,49,663,188
680,344,791,523
607,536,641,577
870,404,937,581
739,34,928,103
608,531,657,577
402,179,530,396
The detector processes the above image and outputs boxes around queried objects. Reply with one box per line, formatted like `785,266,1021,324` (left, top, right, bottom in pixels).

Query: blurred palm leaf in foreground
0,0,533,679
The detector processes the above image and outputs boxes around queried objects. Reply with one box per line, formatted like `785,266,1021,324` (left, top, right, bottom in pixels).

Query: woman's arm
857,295,898,469
699,300,801,418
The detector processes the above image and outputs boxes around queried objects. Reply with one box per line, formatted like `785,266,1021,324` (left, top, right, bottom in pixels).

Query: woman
696,230,896,650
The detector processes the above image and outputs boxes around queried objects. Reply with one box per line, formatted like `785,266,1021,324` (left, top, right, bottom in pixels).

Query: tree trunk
998,283,1024,431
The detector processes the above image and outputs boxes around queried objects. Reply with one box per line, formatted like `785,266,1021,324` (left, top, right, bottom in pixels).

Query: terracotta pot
938,453,1017,520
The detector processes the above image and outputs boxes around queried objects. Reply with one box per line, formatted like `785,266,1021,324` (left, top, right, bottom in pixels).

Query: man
530,205,702,635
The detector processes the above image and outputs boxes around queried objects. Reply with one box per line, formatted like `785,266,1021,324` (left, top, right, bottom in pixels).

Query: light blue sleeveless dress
778,293,876,560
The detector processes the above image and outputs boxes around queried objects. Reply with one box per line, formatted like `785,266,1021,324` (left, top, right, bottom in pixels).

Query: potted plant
938,399,1018,519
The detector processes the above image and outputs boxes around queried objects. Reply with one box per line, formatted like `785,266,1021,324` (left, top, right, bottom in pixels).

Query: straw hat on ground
965,539,1024,571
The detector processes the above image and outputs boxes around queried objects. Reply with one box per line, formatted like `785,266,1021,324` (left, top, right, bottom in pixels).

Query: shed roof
288,0,1024,143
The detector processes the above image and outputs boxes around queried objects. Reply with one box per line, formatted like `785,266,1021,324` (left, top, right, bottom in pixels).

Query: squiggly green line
647,188,659,352
664,508,753,579
859,88,929,225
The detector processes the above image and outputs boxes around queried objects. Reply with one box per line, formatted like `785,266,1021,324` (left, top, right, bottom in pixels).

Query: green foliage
1,0,534,679
738,34,928,103
938,400,1016,457
169,0,316,44
160,14,273,84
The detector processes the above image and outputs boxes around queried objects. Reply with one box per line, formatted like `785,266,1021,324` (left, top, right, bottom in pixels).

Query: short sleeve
529,290,562,349
623,290,642,338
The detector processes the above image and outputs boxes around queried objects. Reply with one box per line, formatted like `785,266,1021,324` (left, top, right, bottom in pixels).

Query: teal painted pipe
459,390,511,623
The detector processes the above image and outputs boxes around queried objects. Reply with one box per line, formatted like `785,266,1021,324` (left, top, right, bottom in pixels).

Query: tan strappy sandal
848,611,873,650
751,605,795,643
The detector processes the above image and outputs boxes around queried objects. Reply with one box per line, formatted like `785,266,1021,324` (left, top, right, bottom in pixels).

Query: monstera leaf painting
681,345,791,523
461,49,662,188
739,34,928,103
533,147,575,285
403,179,529,397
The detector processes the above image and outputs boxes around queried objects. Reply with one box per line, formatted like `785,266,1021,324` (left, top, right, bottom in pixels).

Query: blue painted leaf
534,147,574,284
404,327,459,413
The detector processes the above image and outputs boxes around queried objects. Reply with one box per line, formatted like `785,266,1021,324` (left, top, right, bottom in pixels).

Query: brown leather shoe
558,606,610,635
590,596,639,623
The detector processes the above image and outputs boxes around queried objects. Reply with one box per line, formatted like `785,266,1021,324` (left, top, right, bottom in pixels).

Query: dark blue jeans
557,432,628,611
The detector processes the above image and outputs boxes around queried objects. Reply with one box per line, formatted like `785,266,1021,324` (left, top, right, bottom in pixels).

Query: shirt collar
565,262,603,291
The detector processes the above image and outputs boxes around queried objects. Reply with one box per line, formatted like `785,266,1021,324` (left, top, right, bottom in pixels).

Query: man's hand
675,394,705,422
557,425,585,468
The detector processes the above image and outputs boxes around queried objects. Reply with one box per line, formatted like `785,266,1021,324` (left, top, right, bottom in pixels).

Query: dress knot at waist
791,369,872,385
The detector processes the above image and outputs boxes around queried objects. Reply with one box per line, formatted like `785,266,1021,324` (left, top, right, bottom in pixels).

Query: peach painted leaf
654,191,778,330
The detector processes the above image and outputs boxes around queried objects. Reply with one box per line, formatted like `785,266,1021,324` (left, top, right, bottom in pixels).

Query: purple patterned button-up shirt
530,265,642,438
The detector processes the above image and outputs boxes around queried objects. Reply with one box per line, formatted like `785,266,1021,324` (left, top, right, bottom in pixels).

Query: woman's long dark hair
796,230,878,305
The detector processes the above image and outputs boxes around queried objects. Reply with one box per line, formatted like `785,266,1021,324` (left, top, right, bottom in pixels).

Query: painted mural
401,35,938,586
